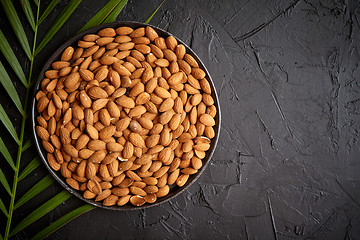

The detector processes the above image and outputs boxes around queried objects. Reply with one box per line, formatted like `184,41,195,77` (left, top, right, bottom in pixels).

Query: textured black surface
1,0,360,239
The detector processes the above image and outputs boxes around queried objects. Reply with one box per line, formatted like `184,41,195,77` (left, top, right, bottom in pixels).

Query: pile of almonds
35,25,217,207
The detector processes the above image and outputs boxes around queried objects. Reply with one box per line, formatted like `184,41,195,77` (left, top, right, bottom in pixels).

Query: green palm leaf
10,191,72,237
14,175,54,209
35,0,83,56
21,139,32,152
0,137,15,171
145,0,166,23
0,104,20,144
20,0,36,31
38,0,60,24
0,198,8,217
102,0,128,24
78,0,125,33
0,0,31,59
0,30,27,87
0,169,12,196
31,204,95,240
0,62,24,115
18,157,41,182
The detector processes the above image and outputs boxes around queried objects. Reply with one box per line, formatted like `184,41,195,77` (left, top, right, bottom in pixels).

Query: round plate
32,21,221,210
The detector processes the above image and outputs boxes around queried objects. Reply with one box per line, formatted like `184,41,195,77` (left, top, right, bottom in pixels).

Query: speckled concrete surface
1,0,360,239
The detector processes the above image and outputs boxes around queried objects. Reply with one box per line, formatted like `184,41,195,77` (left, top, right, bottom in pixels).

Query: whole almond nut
116,95,135,108
96,37,114,46
128,105,146,118
87,86,108,99
76,134,90,150
176,174,189,187
63,144,79,158
145,26,158,41
123,141,134,159
166,36,177,51
89,150,106,163
129,132,146,148
88,139,106,150
98,27,116,37
199,114,215,126
99,126,116,140
130,186,147,196
112,187,130,197
36,126,50,141
103,195,119,206
130,195,146,206
116,26,133,35
156,185,170,197
66,178,80,190
95,189,112,201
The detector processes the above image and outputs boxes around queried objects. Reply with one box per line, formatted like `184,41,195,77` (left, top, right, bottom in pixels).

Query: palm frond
35,0,83,56
145,0,166,24
102,0,128,24
0,30,27,86
0,104,20,144
32,0,39,7
0,0,31,59
10,191,72,237
14,175,54,210
0,137,15,171
78,0,125,33
20,0,36,31
18,157,41,182
30,204,95,240
0,169,12,196
38,0,60,24
0,198,8,217
0,62,24,115
21,139,32,153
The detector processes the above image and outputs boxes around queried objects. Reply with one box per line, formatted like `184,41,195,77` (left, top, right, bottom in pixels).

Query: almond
99,126,116,139
199,114,215,126
129,132,146,148
130,195,146,206
87,86,108,99
116,95,135,108
145,26,158,41
88,139,106,150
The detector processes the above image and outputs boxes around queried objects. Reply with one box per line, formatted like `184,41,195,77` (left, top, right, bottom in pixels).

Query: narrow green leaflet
14,175,54,210
31,204,95,240
32,0,39,7
0,137,15,170
0,30,27,86
0,169,12,196
38,0,60,24
0,198,8,217
0,0,31,59
144,0,166,24
21,139,32,152
35,0,83,55
10,191,72,236
18,157,41,181
0,62,24,115
102,0,128,24
0,104,20,144
77,0,121,33
20,0,36,31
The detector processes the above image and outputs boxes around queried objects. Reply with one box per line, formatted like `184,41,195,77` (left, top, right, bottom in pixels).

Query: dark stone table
1,0,360,239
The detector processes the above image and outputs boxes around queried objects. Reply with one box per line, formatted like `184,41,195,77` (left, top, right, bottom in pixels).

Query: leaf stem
4,1,41,239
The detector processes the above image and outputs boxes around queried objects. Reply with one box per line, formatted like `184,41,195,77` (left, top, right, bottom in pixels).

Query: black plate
32,21,221,210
